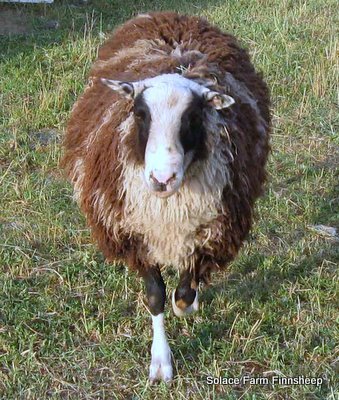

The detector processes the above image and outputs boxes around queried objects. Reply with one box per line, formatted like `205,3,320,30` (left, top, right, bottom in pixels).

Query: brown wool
61,12,271,282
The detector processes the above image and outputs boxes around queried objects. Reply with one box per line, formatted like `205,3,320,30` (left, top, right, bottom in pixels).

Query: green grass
0,0,338,399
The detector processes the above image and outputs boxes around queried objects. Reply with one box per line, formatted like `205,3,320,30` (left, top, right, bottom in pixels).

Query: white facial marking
149,313,172,383
141,75,201,197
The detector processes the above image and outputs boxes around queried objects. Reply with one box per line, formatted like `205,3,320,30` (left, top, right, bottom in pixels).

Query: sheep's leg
143,267,172,383
172,269,199,317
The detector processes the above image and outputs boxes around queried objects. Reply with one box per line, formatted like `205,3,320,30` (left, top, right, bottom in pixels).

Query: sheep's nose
150,171,176,186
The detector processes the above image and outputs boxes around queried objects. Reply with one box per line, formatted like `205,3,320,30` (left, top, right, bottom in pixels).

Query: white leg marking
172,289,199,317
149,313,173,383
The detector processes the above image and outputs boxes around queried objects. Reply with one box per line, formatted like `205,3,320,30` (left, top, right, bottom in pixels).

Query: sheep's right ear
203,90,235,110
101,78,135,99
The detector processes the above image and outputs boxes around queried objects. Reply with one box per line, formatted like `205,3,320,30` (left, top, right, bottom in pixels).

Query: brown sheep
62,11,270,383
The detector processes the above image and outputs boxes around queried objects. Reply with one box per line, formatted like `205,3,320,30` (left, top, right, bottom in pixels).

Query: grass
0,0,338,399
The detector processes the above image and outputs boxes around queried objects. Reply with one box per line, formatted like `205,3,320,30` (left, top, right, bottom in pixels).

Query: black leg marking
142,266,166,316
175,269,197,308
173,269,199,316
142,267,173,383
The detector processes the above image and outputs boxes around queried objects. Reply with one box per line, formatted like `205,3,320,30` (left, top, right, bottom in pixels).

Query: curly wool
62,12,270,281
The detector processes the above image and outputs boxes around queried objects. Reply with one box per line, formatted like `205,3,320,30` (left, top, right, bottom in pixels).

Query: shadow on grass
170,183,338,374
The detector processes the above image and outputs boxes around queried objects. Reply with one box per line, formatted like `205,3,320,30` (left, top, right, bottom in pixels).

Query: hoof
149,361,173,384
149,330,173,384
172,289,199,317
149,352,173,384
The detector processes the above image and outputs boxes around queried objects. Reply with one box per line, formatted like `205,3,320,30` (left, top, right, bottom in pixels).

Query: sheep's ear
204,91,235,110
101,78,136,99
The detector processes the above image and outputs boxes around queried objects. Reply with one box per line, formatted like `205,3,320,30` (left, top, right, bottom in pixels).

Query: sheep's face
102,74,234,198
134,83,206,198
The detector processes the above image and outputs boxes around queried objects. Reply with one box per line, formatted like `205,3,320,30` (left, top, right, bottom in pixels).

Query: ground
0,1,338,399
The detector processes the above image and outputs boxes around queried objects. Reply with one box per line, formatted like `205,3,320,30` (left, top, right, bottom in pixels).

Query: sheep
62,11,270,383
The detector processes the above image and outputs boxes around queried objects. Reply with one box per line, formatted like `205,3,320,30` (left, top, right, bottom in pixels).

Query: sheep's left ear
101,78,136,99
203,91,235,110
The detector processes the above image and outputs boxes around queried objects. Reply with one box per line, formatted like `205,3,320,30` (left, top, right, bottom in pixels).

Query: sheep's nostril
166,173,176,185
150,172,160,185
150,172,176,186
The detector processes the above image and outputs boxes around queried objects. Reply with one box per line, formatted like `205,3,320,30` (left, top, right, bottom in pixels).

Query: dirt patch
0,9,32,35
30,128,62,148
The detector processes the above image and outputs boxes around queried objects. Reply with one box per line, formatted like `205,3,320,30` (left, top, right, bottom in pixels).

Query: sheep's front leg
172,269,199,317
143,267,172,383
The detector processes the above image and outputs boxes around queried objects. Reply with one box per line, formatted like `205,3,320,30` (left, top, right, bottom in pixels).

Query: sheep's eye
134,109,146,120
